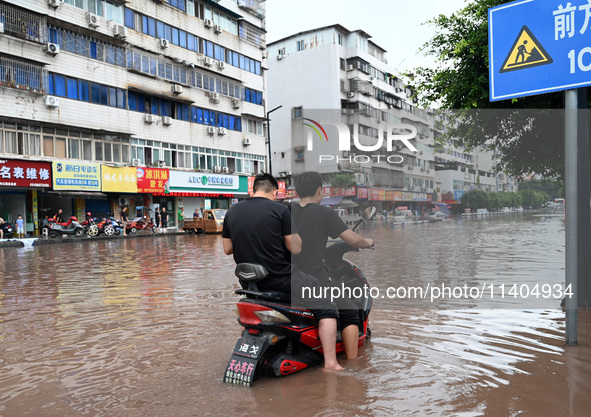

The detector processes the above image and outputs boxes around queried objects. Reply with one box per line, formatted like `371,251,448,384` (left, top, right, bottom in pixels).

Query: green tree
410,0,575,179
461,190,490,210
518,179,564,200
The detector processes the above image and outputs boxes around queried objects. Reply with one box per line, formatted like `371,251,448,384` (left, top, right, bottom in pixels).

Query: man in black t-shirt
223,173,345,371
292,172,374,360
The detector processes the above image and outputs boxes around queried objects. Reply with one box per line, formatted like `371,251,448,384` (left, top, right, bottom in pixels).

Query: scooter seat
235,289,291,302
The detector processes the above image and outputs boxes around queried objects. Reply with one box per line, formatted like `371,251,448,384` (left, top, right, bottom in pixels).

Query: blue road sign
489,0,591,101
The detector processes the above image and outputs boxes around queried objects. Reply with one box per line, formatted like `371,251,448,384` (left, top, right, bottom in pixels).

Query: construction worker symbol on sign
500,26,553,73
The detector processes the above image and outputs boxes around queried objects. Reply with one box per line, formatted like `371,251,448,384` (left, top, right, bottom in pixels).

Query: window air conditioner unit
276,54,283,60
132,158,141,167
243,137,252,146
347,92,355,98
347,64,354,71
217,127,227,135
160,38,169,49
203,56,212,66
113,25,127,39
214,25,222,33
209,92,219,102
207,126,216,135
162,116,172,126
158,160,166,168
204,19,213,28
87,13,100,28
48,0,64,8
213,166,222,173
231,98,241,109
222,167,230,173
171,84,183,94
218,60,225,70
45,95,60,108
145,114,155,124
45,43,60,55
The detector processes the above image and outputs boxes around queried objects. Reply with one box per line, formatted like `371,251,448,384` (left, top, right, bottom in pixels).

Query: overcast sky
265,0,469,74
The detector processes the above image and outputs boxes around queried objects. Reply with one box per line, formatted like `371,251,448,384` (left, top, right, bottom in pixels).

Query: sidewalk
0,229,191,248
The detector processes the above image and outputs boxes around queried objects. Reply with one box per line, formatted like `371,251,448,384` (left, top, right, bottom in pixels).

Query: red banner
344,186,357,197
136,167,169,193
322,186,331,196
248,176,255,196
370,188,380,201
0,158,52,188
357,187,369,199
277,181,286,199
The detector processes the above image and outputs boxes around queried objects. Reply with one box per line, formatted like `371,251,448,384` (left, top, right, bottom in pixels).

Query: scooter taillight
236,302,270,325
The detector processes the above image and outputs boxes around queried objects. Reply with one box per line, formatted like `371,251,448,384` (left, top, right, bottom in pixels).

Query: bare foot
323,362,345,372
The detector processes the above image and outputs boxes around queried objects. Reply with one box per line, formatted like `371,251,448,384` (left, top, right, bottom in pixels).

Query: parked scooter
0,221,13,239
223,207,376,386
80,213,99,237
47,216,85,238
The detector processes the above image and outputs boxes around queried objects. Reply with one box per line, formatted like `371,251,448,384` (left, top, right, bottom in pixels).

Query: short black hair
294,172,323,198
253,173,279,193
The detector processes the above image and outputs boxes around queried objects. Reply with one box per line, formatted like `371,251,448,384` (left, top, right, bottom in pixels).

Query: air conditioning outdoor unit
113,25,127,39
209,92,219,102
347,64,354,71
160,38,169,48
204,19,213,28
45,43,60,55
231,98,241,109
276,54,283,60
217,127,227,135
145,114,156,124
243,137,252,146
214,25,222,33
132,158,141,167
171,84,183,94
203,56,212,66
218,60,225,70
158,160,166,168
47,0,64,8
87,13,100,28
347,92,355,98
162,116,172,126
213,166,222,173
207,126,216,135
222,167,230,173
45,95,60,108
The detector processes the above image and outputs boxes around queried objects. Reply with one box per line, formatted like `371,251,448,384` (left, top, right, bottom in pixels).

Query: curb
0,230,194,249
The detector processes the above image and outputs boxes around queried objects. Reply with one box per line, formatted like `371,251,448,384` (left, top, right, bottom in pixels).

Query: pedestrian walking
155,207,162,232
121,206,129,236
178,207,184,231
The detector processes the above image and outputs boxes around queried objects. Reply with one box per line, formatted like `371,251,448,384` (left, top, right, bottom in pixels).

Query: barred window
0,2,44,43
0,55,45,93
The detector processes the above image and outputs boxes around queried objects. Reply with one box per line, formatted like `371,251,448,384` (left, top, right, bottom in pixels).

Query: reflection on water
0,216,590,416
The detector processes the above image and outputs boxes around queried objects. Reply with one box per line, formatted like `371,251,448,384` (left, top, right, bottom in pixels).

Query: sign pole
565,89,578,346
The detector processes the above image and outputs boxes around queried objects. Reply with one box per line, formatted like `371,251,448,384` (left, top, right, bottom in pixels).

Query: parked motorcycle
0,221,13,239
126,216,157,234
108,217,123,236
47,216,85,238
80,213,99,237
95,217,115,237
223,207,376,386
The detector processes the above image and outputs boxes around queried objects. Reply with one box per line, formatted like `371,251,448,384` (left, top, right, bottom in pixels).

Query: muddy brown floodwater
0,215,590,416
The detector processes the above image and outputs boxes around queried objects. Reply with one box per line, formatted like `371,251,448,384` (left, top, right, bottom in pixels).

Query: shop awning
339,198,358,208
320,196,344,206
46,191,108,199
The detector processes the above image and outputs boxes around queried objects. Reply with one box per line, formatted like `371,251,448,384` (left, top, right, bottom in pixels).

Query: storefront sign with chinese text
0,159,51,188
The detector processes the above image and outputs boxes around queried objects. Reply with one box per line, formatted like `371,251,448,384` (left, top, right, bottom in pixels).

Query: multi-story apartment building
267,24,436,214
267,24,516,214
0,0,267,233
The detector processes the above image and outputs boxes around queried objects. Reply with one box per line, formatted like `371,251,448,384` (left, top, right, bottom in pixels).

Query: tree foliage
409,0,578,179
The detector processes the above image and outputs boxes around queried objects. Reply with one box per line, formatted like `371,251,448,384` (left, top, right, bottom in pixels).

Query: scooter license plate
223,338,266,386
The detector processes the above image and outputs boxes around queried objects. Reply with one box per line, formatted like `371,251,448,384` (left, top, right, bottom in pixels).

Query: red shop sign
136,167,169,193
0,158,52,188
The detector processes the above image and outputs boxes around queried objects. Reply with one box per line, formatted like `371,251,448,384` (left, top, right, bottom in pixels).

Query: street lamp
266,105,282,175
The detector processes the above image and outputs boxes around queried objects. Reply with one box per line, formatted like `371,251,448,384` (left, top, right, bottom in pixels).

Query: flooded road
1,215,590,416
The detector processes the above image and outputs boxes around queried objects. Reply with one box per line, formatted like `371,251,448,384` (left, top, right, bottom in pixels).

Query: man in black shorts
292,171,374,360
222,173,345,371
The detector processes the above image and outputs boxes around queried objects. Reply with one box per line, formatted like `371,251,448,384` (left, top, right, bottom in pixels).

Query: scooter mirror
361,206,377,221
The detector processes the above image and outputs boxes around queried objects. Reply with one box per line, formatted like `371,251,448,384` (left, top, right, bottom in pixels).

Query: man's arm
284,233,302,255
339,229,373,249
222,238,233,255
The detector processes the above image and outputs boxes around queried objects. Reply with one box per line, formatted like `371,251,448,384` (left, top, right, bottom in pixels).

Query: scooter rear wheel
88,225,99,237
104,225,115,236
75,228,85,237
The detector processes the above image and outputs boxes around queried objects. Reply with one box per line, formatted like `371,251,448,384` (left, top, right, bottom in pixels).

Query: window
296,40,304,51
